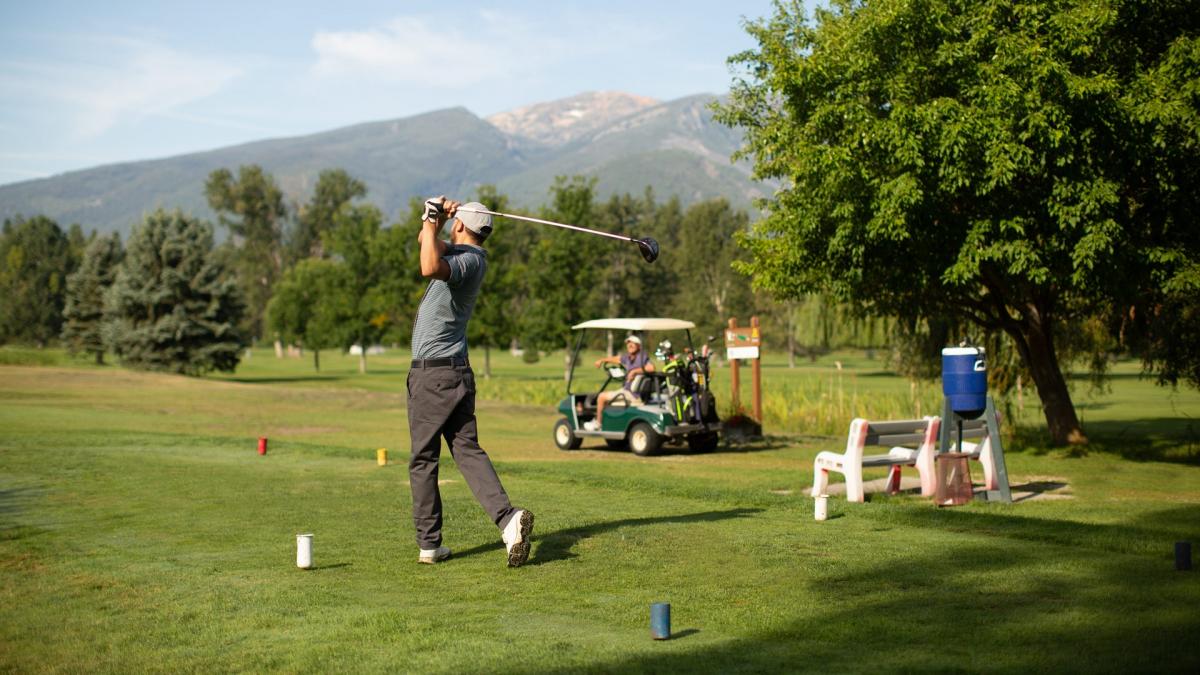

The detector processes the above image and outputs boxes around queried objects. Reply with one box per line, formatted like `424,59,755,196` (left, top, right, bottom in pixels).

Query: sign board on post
727,346,760,360
724,317,764,425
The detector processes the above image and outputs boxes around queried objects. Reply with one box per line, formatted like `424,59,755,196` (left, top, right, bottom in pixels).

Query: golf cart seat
636,372,666,402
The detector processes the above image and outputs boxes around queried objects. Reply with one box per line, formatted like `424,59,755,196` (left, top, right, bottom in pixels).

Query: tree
323,203,394,373
288,169,367,264
592,190,678,354
715,0,1200,445
62,233,123,363
670,198,755,342
105,209,245,375
467,185,529,378
204,165,287,340
0,215,75,346
267,258,354,371
523,176,607,381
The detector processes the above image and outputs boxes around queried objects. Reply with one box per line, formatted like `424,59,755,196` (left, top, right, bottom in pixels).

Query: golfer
585,335,655,430
408,195,533,567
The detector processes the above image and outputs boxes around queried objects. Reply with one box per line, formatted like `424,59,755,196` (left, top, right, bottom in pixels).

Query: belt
410,357,469,368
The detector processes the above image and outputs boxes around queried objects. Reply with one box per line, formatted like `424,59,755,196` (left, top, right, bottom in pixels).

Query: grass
2,350,1199,672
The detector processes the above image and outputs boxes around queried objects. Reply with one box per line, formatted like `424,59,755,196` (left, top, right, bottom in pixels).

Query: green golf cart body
552,318,721,456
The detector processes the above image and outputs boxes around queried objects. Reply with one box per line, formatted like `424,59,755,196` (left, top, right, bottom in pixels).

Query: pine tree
105,209,246,375
62,233,123,363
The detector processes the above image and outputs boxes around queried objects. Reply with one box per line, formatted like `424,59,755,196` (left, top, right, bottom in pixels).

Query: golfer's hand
422,196,448,225
443,199,461,218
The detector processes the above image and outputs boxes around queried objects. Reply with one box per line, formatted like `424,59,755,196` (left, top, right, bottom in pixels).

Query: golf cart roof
572,318,696,331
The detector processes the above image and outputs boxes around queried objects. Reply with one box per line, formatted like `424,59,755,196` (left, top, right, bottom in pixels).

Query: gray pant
407,364,514,549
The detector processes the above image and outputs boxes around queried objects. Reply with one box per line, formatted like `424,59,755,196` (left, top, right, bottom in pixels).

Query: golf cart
553,318,721,456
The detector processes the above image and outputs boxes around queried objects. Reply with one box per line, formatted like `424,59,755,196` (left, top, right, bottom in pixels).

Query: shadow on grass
573,504,1200,673
0,486,43,518
574,437,791,457
1010,480,1069,503
1011,417,1200,465
451,508,763,564
713,435,796,455
0,487,48,541
223,376,349,385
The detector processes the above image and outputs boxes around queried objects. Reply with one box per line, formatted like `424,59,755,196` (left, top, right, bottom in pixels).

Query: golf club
455,206,660,263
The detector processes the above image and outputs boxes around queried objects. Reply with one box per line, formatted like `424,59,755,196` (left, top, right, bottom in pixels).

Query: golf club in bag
444,204,660,263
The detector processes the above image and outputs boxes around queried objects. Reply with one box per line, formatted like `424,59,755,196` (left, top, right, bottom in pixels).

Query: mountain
496,94,762,209
486,91,660,146
0,92,766,237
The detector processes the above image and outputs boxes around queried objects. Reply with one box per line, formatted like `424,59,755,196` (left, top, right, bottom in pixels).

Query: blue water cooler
936,345,1013,503
941,346,987,419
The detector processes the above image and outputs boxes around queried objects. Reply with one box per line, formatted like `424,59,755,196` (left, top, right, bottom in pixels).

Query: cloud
311,16,511,86
0,38,241,138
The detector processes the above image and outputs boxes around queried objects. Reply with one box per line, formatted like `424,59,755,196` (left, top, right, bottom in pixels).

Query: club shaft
457,207,633,243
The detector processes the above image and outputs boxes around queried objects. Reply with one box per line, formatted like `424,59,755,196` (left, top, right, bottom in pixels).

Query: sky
0,0,815,186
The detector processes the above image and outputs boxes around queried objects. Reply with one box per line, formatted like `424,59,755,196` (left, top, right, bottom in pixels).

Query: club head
636,237,660,263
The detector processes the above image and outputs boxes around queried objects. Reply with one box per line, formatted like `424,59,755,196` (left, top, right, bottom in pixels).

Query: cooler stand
937,396,1012,504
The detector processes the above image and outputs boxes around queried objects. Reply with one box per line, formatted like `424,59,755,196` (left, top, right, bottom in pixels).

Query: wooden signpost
725,316,763,424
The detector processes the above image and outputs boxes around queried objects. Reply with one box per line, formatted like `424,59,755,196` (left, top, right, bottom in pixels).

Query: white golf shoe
418,545,451,564
583,420,600,431
502,509,534,567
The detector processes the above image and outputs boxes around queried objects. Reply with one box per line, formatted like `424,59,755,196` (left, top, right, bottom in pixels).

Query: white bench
811,417,941,503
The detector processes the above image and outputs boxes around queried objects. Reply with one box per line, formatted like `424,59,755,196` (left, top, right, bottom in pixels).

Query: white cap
625,335,642,346
456,202,493,240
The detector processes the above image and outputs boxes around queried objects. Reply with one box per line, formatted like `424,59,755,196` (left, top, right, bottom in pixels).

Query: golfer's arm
418,222,451,280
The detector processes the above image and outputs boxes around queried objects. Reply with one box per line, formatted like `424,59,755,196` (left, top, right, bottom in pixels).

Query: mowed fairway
2,354,1200,673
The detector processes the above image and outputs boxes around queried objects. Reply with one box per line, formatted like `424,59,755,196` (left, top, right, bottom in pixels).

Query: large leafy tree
716,0,1200,445
466,185,530,378
105,209,245,375
323,203,399,373
523,176,607,381
592,190,681,353
204,165,287,340
267,258,354,372
288,169,367,264
0,215,76,346
62,233,123,363
670,198,756,342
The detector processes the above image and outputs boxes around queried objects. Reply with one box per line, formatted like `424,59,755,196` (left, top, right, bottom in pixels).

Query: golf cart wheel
628,422,663,457
554,418,582,450
687,432,719,453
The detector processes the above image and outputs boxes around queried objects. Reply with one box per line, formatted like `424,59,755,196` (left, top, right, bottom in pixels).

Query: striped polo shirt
410,243,488,360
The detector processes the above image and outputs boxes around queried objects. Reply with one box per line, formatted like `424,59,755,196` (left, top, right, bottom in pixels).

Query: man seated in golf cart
584,335,655,431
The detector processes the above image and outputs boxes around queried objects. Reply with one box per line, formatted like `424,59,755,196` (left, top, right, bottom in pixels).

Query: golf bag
659,341,718,425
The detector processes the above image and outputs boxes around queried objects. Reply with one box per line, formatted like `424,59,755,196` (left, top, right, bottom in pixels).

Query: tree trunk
484,343,491,379
313,350,320,372
359,350,367,374
95,350,104,366
1010,317,1087,445
787,304,796,369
